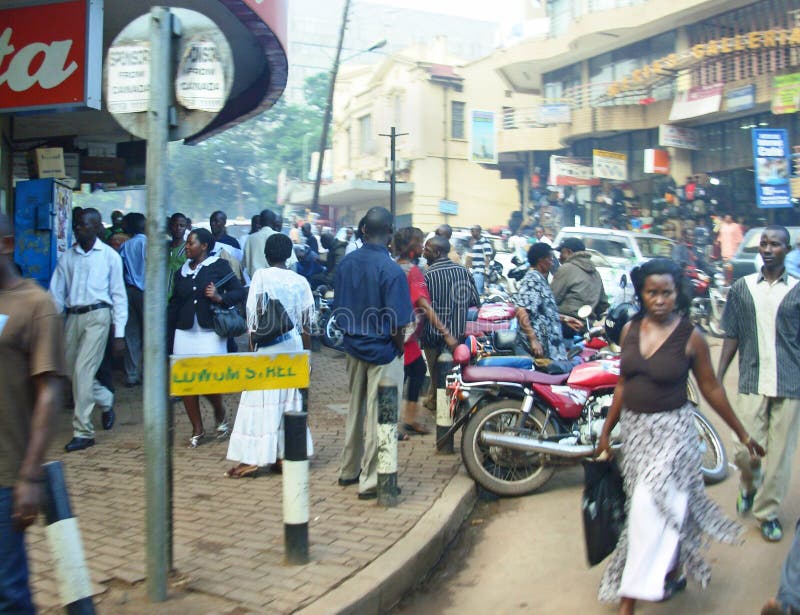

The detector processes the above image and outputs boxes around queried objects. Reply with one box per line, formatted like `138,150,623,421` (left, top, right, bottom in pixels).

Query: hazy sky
364,0,518,22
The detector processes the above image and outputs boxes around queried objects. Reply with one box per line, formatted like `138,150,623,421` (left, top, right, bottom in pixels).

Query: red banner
0,0,90,111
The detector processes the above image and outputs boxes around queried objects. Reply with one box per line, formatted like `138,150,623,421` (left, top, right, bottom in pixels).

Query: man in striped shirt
465,225,493,295
421,236,480,413
719,225,800,543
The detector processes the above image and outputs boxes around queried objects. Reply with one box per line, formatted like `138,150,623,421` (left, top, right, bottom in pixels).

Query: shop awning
288,179,415,208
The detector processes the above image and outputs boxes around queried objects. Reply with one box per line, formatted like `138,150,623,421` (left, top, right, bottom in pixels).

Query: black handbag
251,292,294,348
582,458,626,566
210,272,248,338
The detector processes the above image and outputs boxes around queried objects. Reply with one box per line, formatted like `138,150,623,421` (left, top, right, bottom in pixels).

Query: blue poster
752,129,792,209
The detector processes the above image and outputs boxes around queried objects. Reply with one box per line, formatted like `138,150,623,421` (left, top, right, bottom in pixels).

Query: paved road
396,340,800,614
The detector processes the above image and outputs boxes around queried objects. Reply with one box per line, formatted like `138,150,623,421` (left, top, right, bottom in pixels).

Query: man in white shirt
50,208,127,452
243,209,297,278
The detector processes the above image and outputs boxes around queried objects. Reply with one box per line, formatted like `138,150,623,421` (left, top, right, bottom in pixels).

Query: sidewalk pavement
27,346,476,614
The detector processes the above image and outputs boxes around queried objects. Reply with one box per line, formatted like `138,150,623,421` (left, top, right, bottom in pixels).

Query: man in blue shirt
118,213,146,387
333,207,414,499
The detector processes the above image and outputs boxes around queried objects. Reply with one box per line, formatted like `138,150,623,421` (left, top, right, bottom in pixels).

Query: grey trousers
65,309,114,438
339,355,403,494
123,285,144,384
777,519,800,612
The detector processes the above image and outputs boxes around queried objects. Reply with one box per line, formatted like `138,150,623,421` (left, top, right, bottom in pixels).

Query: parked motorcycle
442,310,728,497
313,286,343,348
686,265,726,338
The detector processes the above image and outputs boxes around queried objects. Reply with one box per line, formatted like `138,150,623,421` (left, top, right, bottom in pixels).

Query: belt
256,331,292,349
66,302,111,315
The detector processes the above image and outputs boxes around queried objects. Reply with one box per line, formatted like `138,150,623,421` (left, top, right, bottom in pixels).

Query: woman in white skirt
597,258,764,615
168,228,246,448
225,233,315,478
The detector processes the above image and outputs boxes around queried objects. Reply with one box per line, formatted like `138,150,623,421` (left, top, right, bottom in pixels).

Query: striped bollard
377,383,399,507
41,461,96,615
283,403,310,565
436,350,454,454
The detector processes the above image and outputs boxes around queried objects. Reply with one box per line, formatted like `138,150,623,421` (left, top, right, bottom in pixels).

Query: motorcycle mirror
619,274,627,289
577,305,593,320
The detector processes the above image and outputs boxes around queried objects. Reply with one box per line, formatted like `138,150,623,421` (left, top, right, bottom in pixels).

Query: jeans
777,519,800,611
472,272,485,295
0,487,35,614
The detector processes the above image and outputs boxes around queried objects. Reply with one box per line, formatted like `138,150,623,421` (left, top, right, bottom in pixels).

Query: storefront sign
725,84,755,113
772,73,800,115
644,149,669,175
170,352,309,396
0,0,102,112
752,129,792,209
176,40,228,113
106,45,150,114
469,110,498,164
668,84,723,121
537,103,571,125
438,199,458,215
658,124,700,150
547,156,599,186
592,150,627,181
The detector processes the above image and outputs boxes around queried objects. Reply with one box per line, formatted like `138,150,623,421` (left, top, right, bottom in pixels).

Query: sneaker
736,489,755,516
761,519,783,542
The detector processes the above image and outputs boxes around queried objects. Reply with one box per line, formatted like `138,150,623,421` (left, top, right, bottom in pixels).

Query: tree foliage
166,72,329,222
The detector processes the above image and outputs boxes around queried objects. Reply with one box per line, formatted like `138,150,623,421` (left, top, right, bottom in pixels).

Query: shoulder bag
251,291,295,348
210,271,248,338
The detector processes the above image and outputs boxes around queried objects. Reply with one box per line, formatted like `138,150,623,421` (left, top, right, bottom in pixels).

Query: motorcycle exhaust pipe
480,432,595,458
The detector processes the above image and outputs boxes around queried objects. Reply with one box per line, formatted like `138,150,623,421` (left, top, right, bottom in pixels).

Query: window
359,114,372,154
451,101,465,139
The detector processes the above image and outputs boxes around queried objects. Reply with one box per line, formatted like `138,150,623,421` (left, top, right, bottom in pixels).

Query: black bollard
283,403,310,565
377,383,399,507
41,461,96,615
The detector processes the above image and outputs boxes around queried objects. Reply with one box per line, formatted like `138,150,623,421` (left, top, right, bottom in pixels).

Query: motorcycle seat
476,356,534,369
461,365,569,386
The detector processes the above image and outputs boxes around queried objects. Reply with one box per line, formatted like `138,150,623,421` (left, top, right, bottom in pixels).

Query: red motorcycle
442,335,728,497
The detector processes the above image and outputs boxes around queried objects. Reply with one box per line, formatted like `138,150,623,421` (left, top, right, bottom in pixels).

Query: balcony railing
548,0,650,38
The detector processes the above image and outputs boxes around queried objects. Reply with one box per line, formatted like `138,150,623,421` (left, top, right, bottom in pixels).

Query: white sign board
658,124,700,150
106,45,150,114
592,149,627,181
176,41,226,113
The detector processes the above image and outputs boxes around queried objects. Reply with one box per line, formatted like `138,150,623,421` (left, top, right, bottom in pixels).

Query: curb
295,471,477,615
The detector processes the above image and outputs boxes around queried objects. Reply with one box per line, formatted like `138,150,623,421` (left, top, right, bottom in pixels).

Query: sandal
661,575,686,601
403,422,430,435
397,431,410,441
224,464,259,478
188,432,205,448
215,421,230,440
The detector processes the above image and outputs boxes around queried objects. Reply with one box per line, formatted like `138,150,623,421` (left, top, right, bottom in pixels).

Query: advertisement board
668,84,723,121
658,124,700,150
547,156,600,186
643,149,669,174
537,104,571,125
469,110,497,164
725,84,755,113
772,73,800,115
752,129,792,208
593,150,627,181
0,0,102,112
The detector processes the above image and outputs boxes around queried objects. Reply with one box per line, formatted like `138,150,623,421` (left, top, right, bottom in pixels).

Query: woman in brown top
596,258,764,615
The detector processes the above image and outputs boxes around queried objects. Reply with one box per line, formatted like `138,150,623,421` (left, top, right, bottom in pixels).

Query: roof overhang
288,179,415,208
8,0,287,145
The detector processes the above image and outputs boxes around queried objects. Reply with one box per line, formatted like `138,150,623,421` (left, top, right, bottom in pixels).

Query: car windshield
635,237,674,258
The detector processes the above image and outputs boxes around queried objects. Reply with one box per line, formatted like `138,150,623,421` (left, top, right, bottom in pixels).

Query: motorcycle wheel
692,407,729,485
321,313,343,349
461,400,555,497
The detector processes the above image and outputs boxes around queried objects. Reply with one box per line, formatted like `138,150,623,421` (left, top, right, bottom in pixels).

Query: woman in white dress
167,228,246,448
225,233,315,478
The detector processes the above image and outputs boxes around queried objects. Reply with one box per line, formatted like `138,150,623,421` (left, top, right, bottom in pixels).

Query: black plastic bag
582,458,626,566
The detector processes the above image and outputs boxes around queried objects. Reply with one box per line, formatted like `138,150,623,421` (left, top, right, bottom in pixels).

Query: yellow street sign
170,351,310,396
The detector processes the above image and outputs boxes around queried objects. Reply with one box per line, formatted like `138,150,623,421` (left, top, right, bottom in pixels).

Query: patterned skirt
598,403,743,602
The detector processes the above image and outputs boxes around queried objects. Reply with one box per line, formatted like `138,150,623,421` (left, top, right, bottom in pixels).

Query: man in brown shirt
0,213,65,612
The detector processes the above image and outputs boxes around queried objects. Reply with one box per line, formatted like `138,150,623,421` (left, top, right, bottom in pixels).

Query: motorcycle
442,312,728,497
686,265,726,338
312,286,343,349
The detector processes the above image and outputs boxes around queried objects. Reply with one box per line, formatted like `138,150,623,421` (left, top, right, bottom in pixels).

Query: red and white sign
668,83,723,122
0,0,102,112
548,156,600,186
643,149,670,174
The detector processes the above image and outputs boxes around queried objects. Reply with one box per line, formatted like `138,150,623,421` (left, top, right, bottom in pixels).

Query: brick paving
27,347,462,614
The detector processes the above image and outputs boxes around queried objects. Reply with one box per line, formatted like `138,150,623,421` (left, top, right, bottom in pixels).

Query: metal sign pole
143,6,172,602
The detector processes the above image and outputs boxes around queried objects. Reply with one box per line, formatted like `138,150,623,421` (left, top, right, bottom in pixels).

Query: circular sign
105,8,234,141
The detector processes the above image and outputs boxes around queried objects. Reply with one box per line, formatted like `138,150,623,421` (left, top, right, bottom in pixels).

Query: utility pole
312,0,351,209
379,126,408,223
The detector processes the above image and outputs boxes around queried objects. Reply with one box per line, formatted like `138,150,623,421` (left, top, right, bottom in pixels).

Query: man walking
118,213,146,387
465,225,493,294
334,207,414,499
209,211,242,260
0,213,65,613
422,235,479,413
719,225,800,542
717,213,744,261
243,209,297,278
50,208,127,452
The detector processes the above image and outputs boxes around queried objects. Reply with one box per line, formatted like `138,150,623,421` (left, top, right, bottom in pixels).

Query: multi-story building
286,0,499,104
488,0,800,227
288,38,536,230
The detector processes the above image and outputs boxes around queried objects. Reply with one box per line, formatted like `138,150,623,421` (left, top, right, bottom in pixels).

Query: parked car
553,227,675,269
724,226,800,284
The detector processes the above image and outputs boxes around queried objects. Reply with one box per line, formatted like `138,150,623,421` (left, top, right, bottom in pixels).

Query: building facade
488,0,800,231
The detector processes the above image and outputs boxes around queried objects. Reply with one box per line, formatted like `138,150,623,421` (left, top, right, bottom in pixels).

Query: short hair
355,215,368,240
527,242,552,267
210,210,226,222
630,257,689,316
265,232,293,265
763,225,791,248
393,227,424,258
426,235,450,257
259,209,276,227
436,224,453,239
320,232,335,251
363,207,393,238
124,212,146,235
190,228,215,253
169,212,187,224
